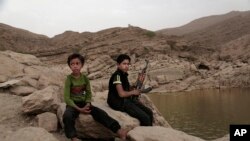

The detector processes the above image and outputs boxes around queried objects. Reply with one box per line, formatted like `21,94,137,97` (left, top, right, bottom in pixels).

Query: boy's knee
91,106,108,116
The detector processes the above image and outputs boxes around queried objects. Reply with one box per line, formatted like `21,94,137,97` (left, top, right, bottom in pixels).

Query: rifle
132,59,152,100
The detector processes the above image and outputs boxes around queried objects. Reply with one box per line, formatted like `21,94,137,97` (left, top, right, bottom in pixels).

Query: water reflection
148,88,250,140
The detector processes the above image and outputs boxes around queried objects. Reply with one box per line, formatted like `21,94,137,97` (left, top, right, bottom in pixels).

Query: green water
148,88,250,140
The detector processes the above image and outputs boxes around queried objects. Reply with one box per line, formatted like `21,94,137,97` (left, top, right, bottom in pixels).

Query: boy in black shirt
107,54,153,126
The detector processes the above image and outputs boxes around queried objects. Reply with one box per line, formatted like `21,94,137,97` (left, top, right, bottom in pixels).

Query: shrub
145,31,156,38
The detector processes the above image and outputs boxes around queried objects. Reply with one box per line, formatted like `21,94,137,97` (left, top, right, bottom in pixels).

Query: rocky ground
0,92,68,141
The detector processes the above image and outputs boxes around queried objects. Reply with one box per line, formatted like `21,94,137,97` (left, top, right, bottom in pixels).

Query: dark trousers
63,102,121,139
123,99,153,126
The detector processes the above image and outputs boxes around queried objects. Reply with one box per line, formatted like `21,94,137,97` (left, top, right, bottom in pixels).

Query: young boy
107,54,153,126
63,53,127,141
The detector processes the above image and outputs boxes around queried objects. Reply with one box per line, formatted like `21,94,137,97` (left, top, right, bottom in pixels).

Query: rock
57,102,139,139
0,75,8,83
148,80,159,88
88,71,103,80
4,127,59,141
0,79,20,88
36,112,58,132
37,73,65,90
149,67,185,85
87,55,115,75
57,91,170,139
91,79,109,92
0,52,24,77
21,76,39,88
127,126,205,141
2,50,42,66
10,85,37,96
212,134,229,141
23,66,65,90
22,86,61,114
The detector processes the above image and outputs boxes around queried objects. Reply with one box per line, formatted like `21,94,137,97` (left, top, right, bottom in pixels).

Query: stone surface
127,126,205,141
36,112,58,132
10,85,37,96
4,127,59,141
22,86,61,114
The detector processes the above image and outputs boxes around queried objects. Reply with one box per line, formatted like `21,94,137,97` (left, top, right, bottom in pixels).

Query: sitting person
63,53,127,141
107,54,153,126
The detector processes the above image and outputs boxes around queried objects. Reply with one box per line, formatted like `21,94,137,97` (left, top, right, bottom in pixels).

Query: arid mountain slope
1,23,182,63
157,11,250,63
157,11,249,36
219,34,250,63
185,11,250,50
0,23,50,53
1,10,250,65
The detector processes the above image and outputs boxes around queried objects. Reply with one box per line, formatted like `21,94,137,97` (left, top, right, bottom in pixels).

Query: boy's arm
84,75,92,103
116,84,140,97
64,76,76,107
113,74,140,98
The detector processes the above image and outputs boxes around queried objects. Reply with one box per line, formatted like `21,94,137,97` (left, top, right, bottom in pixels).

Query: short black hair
67,53,85,66
116,54,131,64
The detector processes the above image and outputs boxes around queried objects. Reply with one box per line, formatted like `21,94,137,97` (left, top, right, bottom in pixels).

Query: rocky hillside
1,11,250,65
1,10,250,90
0,23,182,64
157,11,249,36
0,23,50,53
184,11,250,50
157,11,250,63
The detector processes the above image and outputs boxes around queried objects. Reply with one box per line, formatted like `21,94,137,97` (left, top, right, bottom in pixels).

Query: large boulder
1,50,42,66
57,102,139,139
10,85,37,96
57,91,170,139
23,66,65,90
22,86,61,114
0,52,24,78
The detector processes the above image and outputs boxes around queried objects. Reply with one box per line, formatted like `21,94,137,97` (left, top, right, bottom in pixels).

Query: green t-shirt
64,73,92,107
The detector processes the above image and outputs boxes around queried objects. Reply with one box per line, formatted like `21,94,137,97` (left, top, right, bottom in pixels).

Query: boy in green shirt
63,53,127,141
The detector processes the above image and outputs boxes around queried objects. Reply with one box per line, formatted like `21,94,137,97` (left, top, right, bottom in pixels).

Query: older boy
107,54,153,126
63,53,127,141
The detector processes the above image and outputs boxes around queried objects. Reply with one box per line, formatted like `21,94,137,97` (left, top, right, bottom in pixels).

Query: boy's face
69,58,83,75
117,59,130,73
